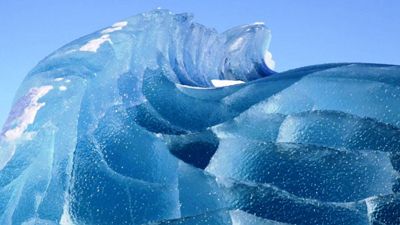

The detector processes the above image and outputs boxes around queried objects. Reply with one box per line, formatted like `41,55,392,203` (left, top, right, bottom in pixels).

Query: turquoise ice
0,10,399,225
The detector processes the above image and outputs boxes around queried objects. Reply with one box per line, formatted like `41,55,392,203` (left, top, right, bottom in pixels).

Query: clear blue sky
1,0,399,126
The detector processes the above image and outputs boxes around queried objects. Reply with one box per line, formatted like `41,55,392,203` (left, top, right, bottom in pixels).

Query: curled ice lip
220,22,275,82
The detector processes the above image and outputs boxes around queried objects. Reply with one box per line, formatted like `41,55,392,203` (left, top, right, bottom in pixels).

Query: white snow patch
365,196,379,223
113,21,128,27
263,50,276,70
65,79,71,83
59,86,67,91
60,204,74,225
3,86,53,141
54,78,64,82
79,34,111,53
211,79,245,87
101,21,128,34
252,21,265,25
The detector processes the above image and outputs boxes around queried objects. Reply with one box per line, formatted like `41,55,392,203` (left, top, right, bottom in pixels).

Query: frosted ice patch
0,144,15,171
264,50,276,70
230,37,244,51
20,218,57,225
365,196,379,222
59,86,67,91
211,79,245,87
3,86,53,141
54,78,64,82
252,22,265,25
101,21,128,34
80,34,111,52
230,210,287,224
113,21,128,27
60,204,74,225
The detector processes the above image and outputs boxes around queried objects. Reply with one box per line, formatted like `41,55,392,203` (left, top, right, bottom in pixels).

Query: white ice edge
211,79,245,87
263,50,276,70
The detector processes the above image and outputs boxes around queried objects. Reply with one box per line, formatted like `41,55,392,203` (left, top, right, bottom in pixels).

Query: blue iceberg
1,10,399,225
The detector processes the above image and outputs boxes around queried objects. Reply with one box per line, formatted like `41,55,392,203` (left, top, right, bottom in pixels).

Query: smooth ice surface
1,10,399,225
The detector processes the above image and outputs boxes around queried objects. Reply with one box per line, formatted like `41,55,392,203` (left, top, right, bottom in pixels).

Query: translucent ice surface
1,10,399,225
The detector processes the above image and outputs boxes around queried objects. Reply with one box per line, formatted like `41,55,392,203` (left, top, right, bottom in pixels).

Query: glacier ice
1,9,400,225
